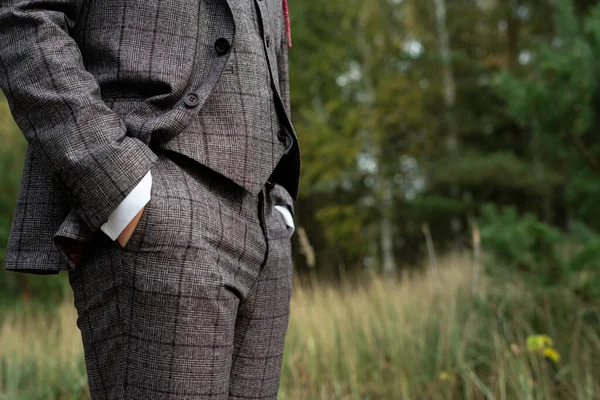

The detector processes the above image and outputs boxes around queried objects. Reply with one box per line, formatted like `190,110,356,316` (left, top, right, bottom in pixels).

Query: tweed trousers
67,149,294,399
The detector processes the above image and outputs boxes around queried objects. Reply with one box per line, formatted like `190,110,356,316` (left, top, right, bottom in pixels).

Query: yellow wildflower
526,334,554,352
525,334,561,364
543,348,561,363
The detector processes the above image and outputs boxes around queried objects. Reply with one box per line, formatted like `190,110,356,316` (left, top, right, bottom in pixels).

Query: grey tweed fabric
160,0,293,197
68,150,295,399
0,0,301,274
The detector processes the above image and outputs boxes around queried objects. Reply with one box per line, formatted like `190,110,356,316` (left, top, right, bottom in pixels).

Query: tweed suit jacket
0,0,301,274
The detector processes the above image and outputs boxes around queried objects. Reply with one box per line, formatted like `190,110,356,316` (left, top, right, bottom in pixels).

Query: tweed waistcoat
158,0,289,196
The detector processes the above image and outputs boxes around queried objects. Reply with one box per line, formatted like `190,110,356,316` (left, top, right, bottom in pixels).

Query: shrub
479,204,600,301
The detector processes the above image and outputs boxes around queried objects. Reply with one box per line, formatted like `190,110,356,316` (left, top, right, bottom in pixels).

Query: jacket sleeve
0,0,158,232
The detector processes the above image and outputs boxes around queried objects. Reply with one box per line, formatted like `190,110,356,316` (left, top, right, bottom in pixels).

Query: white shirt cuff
100,170,152,241
274,205,295,235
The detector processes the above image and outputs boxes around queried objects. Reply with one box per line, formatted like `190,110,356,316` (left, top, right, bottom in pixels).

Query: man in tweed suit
0,0,301,396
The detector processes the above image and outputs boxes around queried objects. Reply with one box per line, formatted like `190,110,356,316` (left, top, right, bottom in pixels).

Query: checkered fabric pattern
160,0,291,197
68,150,295,399
0,0,301,274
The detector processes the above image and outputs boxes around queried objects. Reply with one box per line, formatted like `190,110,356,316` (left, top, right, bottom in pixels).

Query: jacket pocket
271,183,295,217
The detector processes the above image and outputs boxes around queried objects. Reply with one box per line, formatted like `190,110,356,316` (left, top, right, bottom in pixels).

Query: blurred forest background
2,0,600,398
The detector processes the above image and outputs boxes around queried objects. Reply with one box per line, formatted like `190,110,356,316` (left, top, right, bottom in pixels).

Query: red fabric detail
283,0,292,48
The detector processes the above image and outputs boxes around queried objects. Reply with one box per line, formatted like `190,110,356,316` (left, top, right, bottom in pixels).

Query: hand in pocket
117,205,146,248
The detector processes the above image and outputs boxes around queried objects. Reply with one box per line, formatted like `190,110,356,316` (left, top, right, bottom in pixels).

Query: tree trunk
433,0,457,151
503,0,520,70
356,2,397,274
433,0,462,247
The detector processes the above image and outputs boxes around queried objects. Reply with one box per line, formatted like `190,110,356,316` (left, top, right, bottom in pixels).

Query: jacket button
215,38,231,55
184,92,200,107
277,130,287,143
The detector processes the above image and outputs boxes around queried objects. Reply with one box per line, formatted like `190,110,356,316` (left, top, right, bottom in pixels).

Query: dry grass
0,300,87,399
1,255,599,399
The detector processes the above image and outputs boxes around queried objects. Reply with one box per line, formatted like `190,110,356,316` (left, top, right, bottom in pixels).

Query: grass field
1,255,599,399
